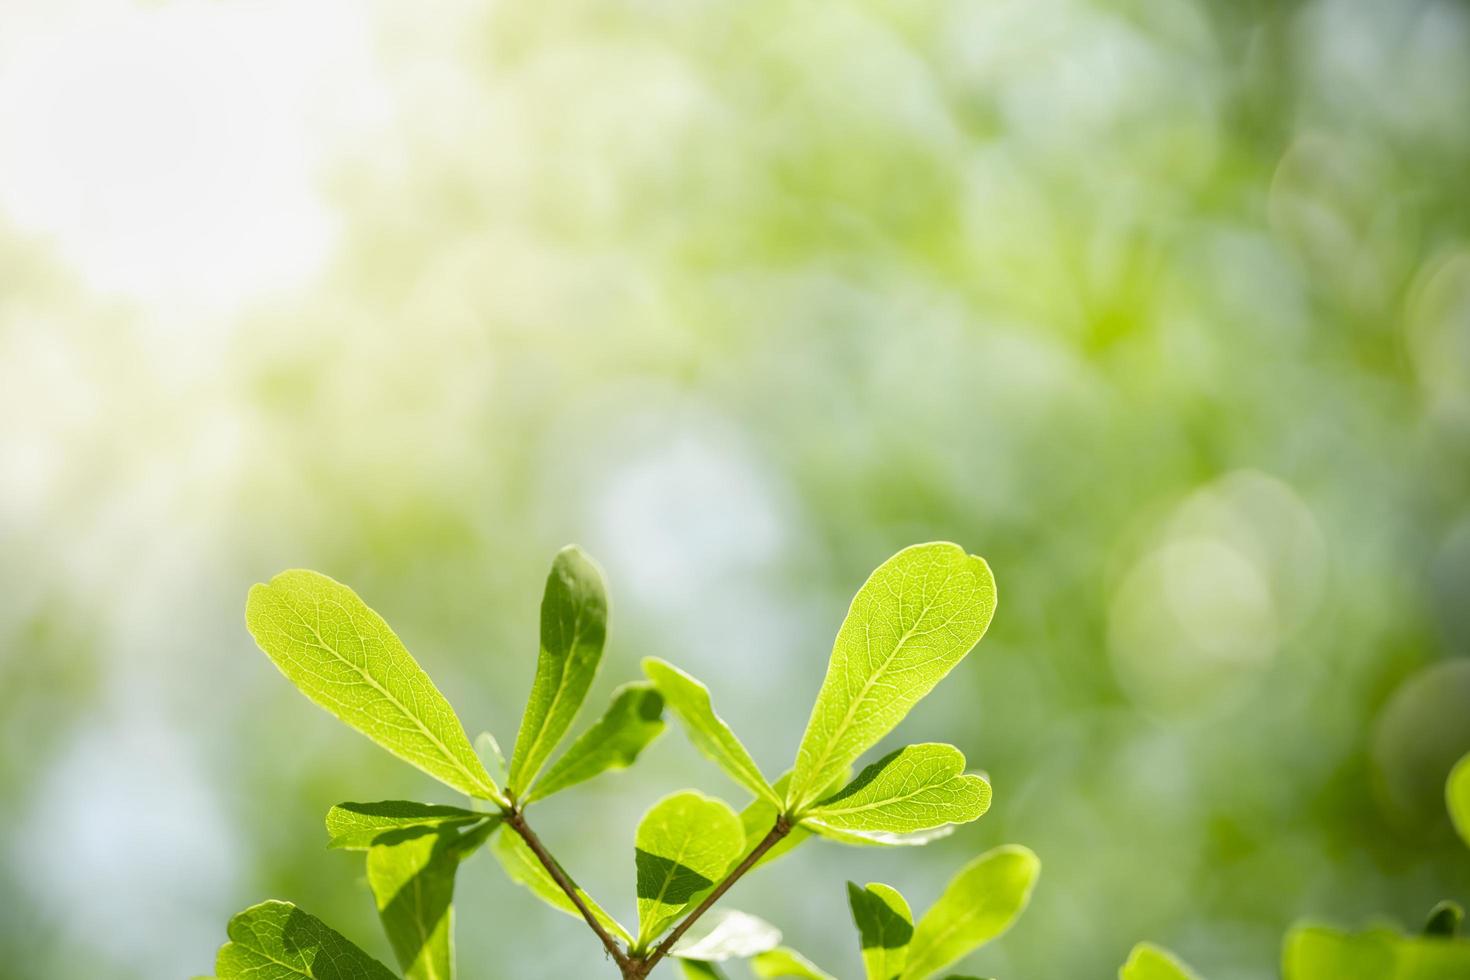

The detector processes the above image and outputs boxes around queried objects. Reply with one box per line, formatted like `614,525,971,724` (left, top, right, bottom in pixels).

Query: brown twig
503,806,634,973
629,816,792,978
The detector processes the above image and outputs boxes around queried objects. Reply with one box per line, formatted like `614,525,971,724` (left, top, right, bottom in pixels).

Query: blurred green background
3,0,1470,977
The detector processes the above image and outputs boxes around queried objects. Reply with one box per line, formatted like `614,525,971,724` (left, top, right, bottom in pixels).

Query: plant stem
503,806,634,973
630,815,791,978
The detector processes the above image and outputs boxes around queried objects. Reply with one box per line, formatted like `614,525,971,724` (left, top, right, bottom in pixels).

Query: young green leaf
1120,942,1202,980
1425,900,1464,938
635,790,746,948
681,961,730,980
366,821,495,980
806,744,991,835
246,570,503,803
527,682,665,802
787,543,997,811
508,546,609,797
899,844,1039,980
325,801,490,850
215,900,397,980
671,908,783,961
752,947,838,980
489,828,632,944
643,657,780,807
1449,751,1470,850
848,881,914,980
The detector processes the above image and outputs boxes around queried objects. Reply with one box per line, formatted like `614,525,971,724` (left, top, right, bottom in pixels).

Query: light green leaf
1120,942,1203,980
671,908,783,961
1284,922,1470,980
849,881,913,980
215,900,397,980
806,821,955,848
635,790,746,949
899,844,1039,980
1449,751,1470,849
643,658,780,806
366,821,494,980
508,546,609,797
325,801,491,850
681,961,729,980
527,682,665,802
807,744,991,835
246,570,502,803
787,543,997,811
752,947,838,980
489,827,632,944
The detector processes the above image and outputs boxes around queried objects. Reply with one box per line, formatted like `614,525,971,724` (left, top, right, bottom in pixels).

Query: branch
503,806,633,973
634,815,792,977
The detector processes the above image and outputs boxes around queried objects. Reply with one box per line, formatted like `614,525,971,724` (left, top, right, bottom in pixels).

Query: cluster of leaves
204,542,1039,979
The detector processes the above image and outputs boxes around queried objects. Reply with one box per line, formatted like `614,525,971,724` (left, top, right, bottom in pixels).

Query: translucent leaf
508,546,609,797
681,961,729,980
752,947,838,980
635,790,746,948
787,544,997,811
325,801,491,851
489,827,632,944
246,570,502,802
215,900,397,979
805,821,955,848
899,845,1039,980
366,820,494,980
528,682,665,802
671,908,782,961
1119,942,1203,980
643,657,780,806
849,881,913,980
1450,751,1470,850
806,744,991,835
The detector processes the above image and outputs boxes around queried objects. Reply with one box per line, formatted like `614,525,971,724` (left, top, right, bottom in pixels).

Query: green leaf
489,827,632,944
1449,751,1470,850
752,947,838,980
643,657,780,807
671,908,783,961
681,962,729,980
635,790,746,949
246,570,502,803
805,821,956,848
366,821,494,980
1425,901,1464,938
508,546,609,797
849,881,914,980
1284,922,1470,980
899,844,1039,980
1120,942,1202,980
787,543,997,811
527,682,665,802
325,801,491,850
215,900,397,980
806,744,991,835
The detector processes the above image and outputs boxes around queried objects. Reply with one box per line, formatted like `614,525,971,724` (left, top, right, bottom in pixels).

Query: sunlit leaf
787,543,997,811
635,790,746,948
671,908,782,961
643,657,779,806
325,801,490,851
1119,942,1202,980
899,845,1039,980
1283,922,1470,980
508,546,609,797
528,682,664,802
215,900,396,980
246,570,502,802
681,961,729,980
752,947,838,980
489,827,632,944
1449,751,1470,850
806,744,990,835
848,881,913,980
366,821,495,980
805,821,955,848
